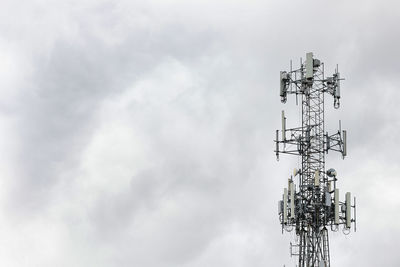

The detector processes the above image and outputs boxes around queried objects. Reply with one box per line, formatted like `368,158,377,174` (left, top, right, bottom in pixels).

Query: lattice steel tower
275,52,356,267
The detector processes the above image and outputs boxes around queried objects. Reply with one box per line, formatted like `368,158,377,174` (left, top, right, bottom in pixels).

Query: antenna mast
275,52,356,267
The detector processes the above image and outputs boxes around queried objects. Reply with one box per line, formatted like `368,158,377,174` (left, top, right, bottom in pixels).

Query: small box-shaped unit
280,71,289,97
334,72,341,98
314,170,320,187
325,191,332,207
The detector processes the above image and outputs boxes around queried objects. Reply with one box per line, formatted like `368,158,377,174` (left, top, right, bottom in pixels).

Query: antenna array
275,52,356,267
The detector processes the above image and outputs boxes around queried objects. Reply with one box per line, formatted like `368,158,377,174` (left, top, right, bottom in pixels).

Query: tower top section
275,52,347,161
280,52,343,108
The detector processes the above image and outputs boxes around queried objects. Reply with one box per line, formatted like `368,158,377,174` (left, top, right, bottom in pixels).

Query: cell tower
275,52,356,267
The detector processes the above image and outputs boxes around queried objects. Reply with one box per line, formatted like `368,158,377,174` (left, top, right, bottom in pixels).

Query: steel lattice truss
275,53,356,267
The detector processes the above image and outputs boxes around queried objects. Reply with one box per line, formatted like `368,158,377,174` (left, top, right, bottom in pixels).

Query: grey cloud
8,7,223,215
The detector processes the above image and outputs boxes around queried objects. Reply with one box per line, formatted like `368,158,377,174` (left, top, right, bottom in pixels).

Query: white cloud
0,0,399,266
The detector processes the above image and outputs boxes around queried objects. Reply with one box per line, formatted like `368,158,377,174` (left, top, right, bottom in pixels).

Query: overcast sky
0,0,399,266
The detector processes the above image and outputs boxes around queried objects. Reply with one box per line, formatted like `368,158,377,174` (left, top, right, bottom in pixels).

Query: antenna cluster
275,52,356,267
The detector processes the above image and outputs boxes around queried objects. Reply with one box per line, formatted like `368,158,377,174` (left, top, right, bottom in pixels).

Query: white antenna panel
342,130,347,156
346,192,351,228
290,182,295,219
306,52,314,79
334,189,339,224
283,188,288,224
282,110,286,141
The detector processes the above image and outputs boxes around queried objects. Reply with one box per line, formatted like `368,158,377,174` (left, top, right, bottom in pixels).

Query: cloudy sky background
0,0,399,266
